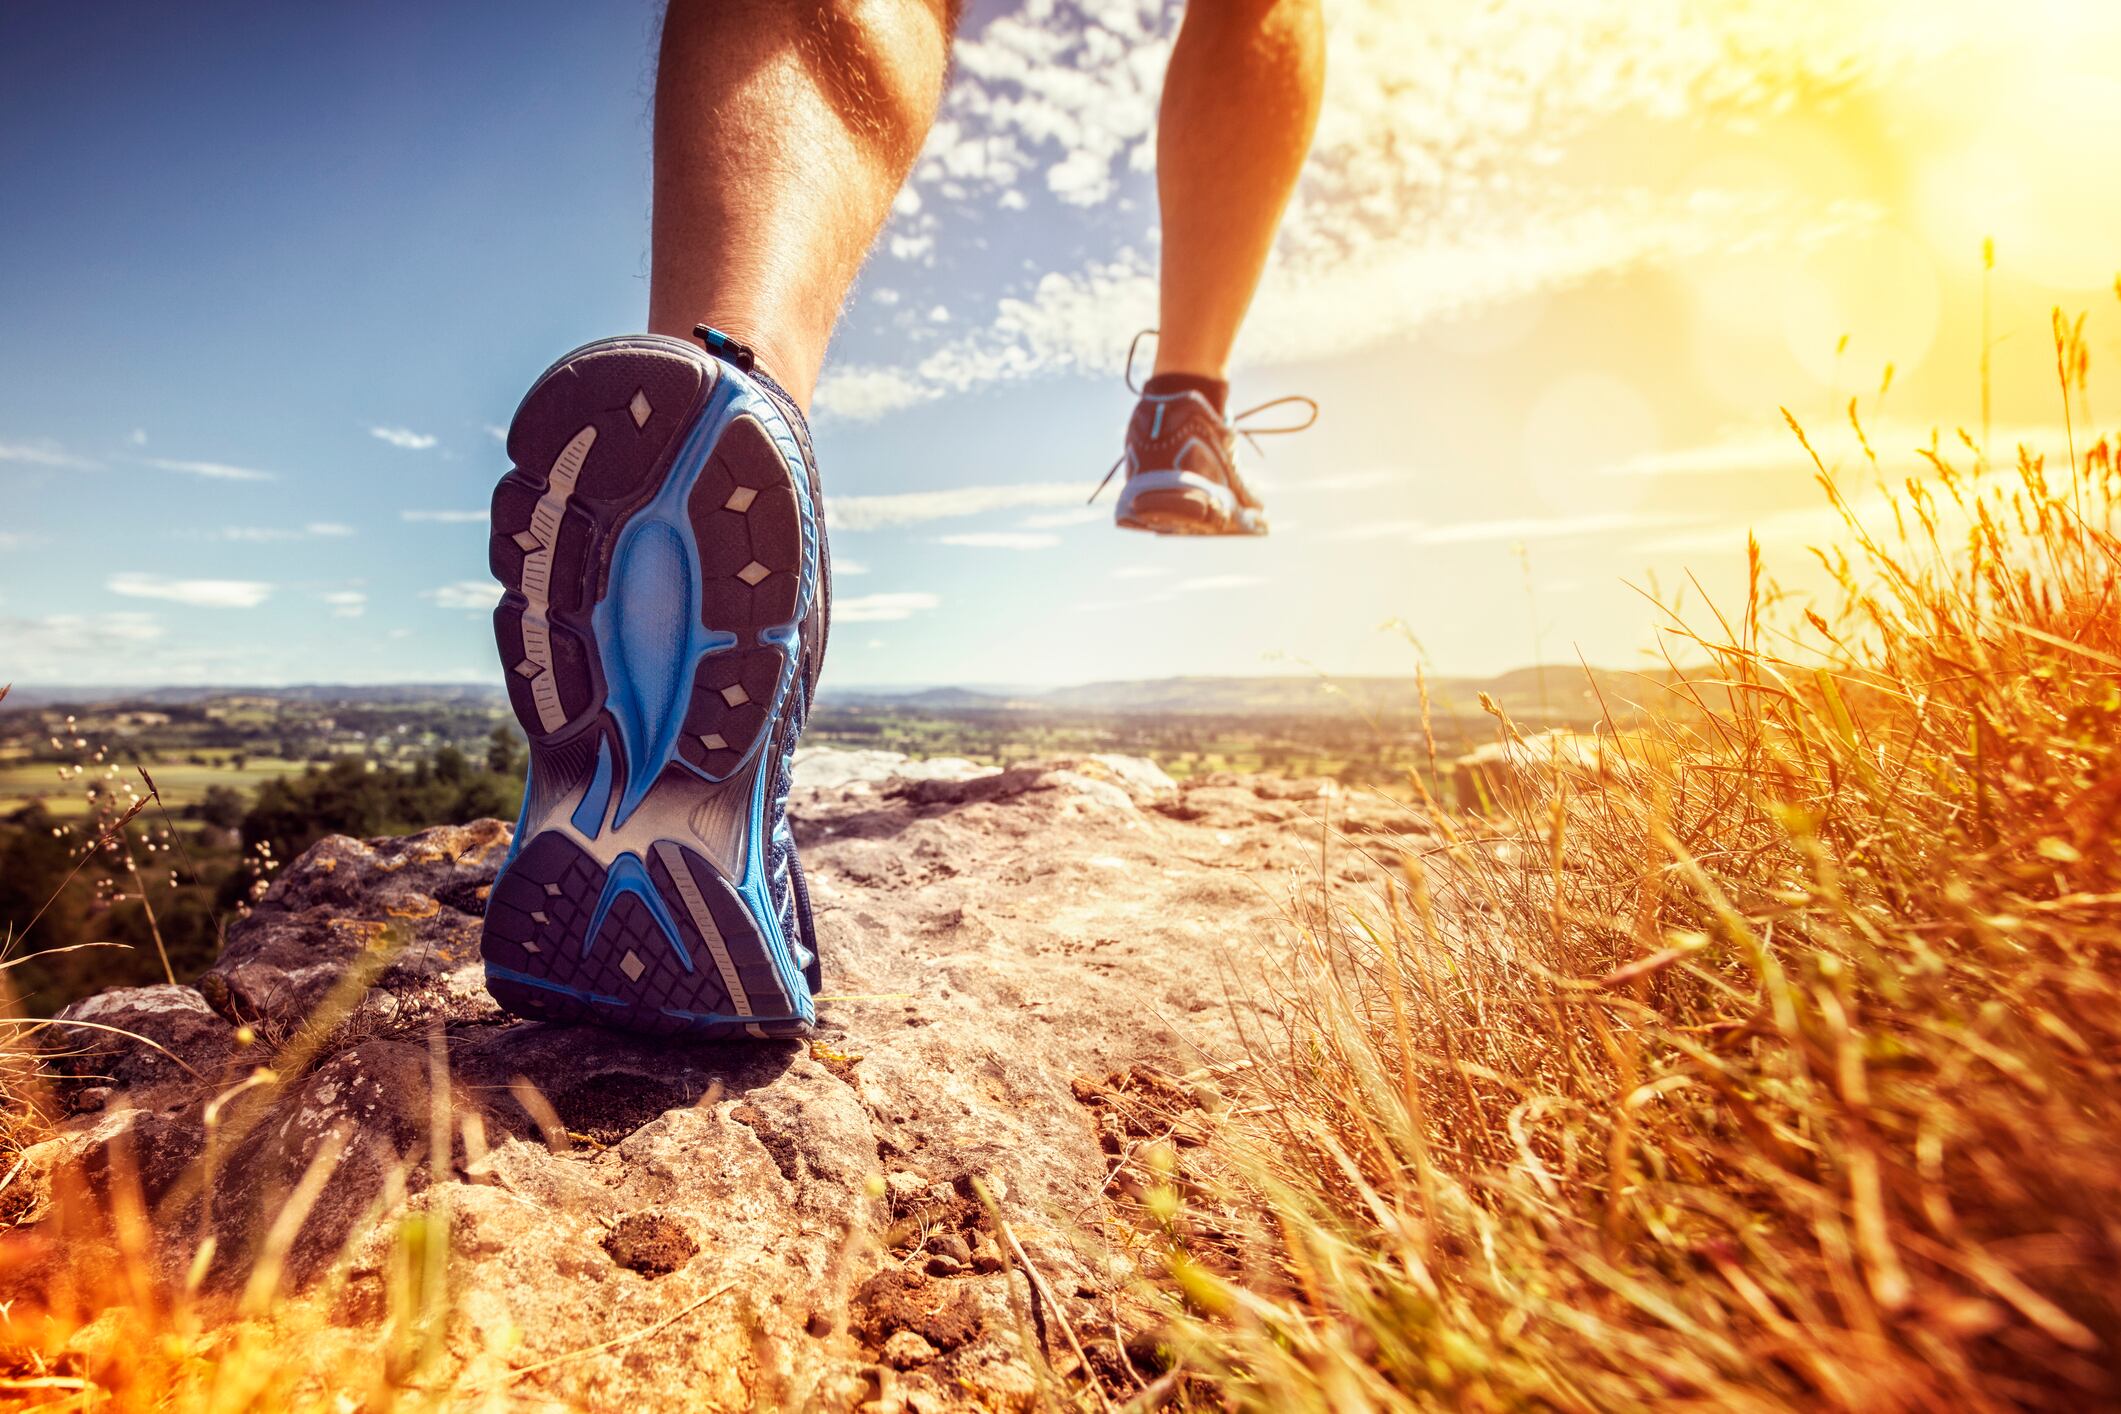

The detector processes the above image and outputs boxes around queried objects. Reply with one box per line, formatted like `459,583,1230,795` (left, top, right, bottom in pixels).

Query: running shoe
1092,336,1317,537
480,327,828,1038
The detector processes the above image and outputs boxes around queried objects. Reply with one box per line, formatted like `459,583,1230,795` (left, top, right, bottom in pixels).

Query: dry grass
1147,326,2121,1410
0,919,459,1412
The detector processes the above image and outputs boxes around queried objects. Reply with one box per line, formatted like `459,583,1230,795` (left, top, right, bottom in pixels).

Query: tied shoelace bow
1087,328,1320,505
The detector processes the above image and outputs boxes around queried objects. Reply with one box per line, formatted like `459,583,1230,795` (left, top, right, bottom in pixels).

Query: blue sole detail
486,964,626,1009
595,453,740,831
730,385,820,1016
571,734,615,837
660,1005,805,1026
579,851,694,972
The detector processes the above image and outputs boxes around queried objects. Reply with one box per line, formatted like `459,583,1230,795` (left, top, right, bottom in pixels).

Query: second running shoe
479,328,829,1038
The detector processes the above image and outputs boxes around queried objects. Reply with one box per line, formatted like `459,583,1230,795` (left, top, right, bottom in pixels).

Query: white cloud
936,531,1061,550
483,424,509,443
0,440,100,470
927,305,952,324
0,617,296,684
371,426,439,451
828,0,1960,421
1018,505,1107,529
814,366,937,420
217,527,297,543
1337,510,1704,546
1176,574,1266,593
108,573,273,608
826,481,1085,530
834,591,941,623
144,457,275,481
129,429,148,446
870,287,903,307
1,612,165,670
323,590,367,618
889,232,936,263
1306,468,1409,493
401,509,490,524
1111,565,1170,580
424,581,502,611
1601,419,2072,481
831,555,870,576
216,522,357,543
1632,423,2084,556
928,3,1168,211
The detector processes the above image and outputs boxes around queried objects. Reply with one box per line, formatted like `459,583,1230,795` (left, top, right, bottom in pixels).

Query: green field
0,756,310,818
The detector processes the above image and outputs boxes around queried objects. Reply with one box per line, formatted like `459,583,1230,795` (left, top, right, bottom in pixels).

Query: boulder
17,750,1426,1410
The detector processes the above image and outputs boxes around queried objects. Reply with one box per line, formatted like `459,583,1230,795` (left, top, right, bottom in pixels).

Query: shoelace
1087,329,1319,505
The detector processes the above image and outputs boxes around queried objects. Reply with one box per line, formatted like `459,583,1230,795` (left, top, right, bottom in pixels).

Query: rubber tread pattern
479,336,815,1038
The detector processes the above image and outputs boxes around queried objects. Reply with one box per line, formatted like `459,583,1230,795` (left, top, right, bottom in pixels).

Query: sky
3,0,2120,690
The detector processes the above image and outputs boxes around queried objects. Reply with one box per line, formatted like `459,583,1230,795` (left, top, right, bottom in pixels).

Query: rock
958,1356,1040,1412
50,983,237,1093
850,1269,982,1351
970,1235,1006,1275
881,1329,939,1369
794,747,1000,790
1076,753,1179,801
20,748,1427,1409
202,820,511,1031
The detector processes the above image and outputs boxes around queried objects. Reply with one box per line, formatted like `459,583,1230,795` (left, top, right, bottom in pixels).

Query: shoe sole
1115,470,1267,537
481,335,818,1039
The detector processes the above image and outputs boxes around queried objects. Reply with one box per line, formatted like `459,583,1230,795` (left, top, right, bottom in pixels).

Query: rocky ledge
15,749,1418,1411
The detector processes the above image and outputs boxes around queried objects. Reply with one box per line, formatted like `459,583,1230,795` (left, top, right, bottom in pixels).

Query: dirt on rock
603,1212,700,1277
18,748,1423,1411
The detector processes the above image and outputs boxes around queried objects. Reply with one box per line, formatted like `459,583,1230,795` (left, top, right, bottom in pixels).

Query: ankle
647,308,821,410
1142,371,1229,416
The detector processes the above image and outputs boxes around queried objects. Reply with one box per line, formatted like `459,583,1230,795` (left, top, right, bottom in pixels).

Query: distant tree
486,725,526,778
0,805,84,956
431,745,472,786
193,785,247,830
242,746,522,864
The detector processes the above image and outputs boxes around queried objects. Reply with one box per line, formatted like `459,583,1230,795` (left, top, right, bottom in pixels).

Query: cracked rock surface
25,749,1420,1411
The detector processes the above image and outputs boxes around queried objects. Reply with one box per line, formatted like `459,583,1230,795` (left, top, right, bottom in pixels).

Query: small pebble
881,1329,939,1369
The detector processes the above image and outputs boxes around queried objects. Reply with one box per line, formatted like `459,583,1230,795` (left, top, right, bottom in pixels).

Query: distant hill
821,669,1660,720
2,683,509,710
4,670,1669,721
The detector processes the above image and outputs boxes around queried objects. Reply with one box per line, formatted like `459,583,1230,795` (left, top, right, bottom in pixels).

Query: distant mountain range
4,669,1661,720
823,668,1655,719
0,683,509,709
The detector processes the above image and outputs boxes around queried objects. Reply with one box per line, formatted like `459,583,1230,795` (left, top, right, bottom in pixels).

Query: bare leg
649,0,956,409
1152,0,1325,383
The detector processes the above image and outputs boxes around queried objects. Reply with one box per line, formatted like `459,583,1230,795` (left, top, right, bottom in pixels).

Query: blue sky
5,0,2120,689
